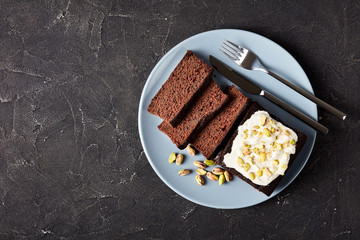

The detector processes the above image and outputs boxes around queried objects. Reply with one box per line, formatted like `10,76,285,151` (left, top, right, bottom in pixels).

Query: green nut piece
224,171,232,182
196,175,204,186
178,169,191,176
168,152,176,164
218,174,225,185
196,169,207,175
176,154,184,165
206,172,219,181
204,159,215,166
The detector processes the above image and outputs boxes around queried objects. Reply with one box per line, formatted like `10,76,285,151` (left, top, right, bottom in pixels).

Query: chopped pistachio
249,172,256,180
282,141,289,148
263,168,272,176
242,149,251,155
249,156,255,165
259,153,266,163
273,142,282,151
260,116,267,126
281,164,288,170
244,162,251,171
263,128,271,137
237,157,244,165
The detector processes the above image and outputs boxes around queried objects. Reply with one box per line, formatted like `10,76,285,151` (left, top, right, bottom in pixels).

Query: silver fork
221,40,346,120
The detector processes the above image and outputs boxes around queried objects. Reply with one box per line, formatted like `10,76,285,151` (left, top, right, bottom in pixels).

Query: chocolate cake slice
147,50,213,126
216,102,308,196
190,85,250,159
158,79,229,149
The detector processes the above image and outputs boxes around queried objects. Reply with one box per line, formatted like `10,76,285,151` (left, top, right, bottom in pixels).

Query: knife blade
210,55,328,134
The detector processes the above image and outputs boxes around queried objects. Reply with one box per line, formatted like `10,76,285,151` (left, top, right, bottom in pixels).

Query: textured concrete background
0,0,359,239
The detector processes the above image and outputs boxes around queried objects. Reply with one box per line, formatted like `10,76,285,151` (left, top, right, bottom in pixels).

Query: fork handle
262,90,329,134
268,71,346,120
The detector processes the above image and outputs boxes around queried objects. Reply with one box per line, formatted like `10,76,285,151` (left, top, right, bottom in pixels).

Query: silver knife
210,55,329,134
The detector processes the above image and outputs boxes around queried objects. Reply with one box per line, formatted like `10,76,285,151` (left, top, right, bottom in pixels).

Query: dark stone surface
0,0,359,239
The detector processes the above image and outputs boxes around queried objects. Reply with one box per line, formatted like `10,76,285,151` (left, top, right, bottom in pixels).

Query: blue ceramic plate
138,29,317,209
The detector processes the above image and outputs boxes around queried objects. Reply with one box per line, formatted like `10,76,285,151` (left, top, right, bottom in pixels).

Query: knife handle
268,71,346,120
261,90,329,134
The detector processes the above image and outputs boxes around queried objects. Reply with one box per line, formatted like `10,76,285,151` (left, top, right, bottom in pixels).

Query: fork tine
225,39,244,53
220,45,239,59
223,42,242,55
219,48,239,65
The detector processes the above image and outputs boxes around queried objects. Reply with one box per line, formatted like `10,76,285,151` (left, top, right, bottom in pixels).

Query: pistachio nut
218,174,225,185
206,172,219,181
212,167,225,175
176,153,184,165
204,159,215,166
196,169,207,175
168,152,176,164
178,169,191,176
186,145,196,156
224,171,232,182
193,161,207,169
196,175,204,186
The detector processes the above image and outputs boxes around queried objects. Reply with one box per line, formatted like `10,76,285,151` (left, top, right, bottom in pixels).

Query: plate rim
138,29,317,209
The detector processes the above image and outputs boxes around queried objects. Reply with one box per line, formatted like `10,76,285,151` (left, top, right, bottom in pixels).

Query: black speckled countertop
0,0,359,239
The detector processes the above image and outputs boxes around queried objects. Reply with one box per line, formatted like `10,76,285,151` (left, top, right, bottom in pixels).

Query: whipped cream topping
223,111,298,186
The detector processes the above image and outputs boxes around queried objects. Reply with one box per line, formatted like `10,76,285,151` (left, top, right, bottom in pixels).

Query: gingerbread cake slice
190,85,250,159
158,79,229,149
216,102,307,196
147,50,213,126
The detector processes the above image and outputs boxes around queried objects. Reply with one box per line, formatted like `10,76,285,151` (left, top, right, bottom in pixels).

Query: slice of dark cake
158,79,229,149
216,102,307,196
190,85,250,159
147,50,213,126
